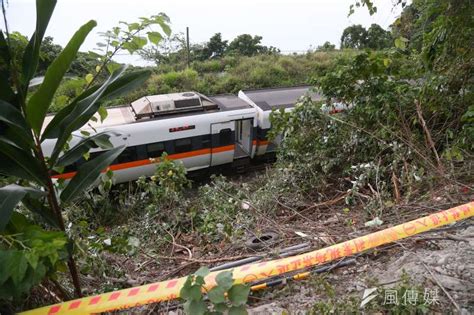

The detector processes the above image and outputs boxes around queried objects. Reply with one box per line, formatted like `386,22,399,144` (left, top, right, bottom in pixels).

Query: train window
116,146,137,164
89,151,104,160
174,138,192,153
257,127,269,140
64,163,77,173
146,142,165,158
136,145,147,160
219,128,232,146
201,135,211,148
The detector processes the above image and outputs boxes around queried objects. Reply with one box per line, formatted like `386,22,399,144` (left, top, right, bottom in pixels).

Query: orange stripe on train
51,144,242,180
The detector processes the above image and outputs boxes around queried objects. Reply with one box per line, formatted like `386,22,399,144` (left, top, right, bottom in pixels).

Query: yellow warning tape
20,201,473,315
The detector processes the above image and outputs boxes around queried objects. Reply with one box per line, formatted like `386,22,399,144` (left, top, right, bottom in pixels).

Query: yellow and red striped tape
20,201,474,315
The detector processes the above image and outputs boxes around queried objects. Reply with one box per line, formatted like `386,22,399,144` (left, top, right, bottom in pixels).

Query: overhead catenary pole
186,26,190,68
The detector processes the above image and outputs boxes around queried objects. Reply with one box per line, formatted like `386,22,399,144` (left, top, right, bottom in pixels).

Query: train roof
209,94,252,110
241,85,322,111
43,86,316,131
43,93,252,131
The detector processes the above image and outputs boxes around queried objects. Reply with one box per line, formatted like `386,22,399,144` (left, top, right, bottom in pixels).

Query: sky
2,0,404,65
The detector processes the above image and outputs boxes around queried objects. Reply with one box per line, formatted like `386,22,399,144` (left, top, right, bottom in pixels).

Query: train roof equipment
130,91,219,119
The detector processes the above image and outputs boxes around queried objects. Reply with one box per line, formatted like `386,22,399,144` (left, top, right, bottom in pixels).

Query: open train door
234,118,254,159
210,121,235,166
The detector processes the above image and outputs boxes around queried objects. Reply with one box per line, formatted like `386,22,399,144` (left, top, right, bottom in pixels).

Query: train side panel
43,108,257,184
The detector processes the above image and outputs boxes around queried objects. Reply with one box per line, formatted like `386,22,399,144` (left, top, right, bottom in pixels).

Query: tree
227,34,266,56
2,32,101,77
189,33,228,62
0,0,169,299
340,23,391,50
206,32,228,58
366,24,392,49
340,24,368,49
4,32,63,76
69,51,102,77
38,36,62,74
6,31,29,74
317,41,336,51
139,33,187,66
260,45,281,55
390,2,422,51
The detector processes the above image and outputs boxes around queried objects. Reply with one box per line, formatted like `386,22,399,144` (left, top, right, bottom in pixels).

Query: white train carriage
42,86,322,183
239,86,322,156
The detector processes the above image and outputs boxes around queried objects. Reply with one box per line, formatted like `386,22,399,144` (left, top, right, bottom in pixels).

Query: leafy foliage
0,213,68,299
340,24,368,49
0,0,471,312
140,32,280,67
316,41,336,51
73,154,190,228
340,24,392,49
136,153,192,211
107,51,354,109
204,33,228,59
269,0,472,219
227,34,279,57
27,20,97,133
366,24,392,50
180,267,250,315
98,13,171,57
0,185,44,231
192,175,250,241
0,0,159,300
138,33,188,66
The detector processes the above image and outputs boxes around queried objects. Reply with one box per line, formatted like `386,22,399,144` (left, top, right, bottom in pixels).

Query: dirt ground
133,181,474,314
23,177,472,314
248,219,474,314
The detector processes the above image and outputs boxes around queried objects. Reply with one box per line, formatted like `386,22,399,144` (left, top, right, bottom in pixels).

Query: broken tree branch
415,100,445,174
142,251,257,264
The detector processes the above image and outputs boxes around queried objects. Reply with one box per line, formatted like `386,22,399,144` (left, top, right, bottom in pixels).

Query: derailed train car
42,86,325,183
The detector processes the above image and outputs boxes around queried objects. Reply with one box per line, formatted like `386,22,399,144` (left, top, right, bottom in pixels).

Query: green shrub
192,59,225,73
161,68,199,90
180,267,250,315
191,175,250,241
68,51,345,108
0,213,69,300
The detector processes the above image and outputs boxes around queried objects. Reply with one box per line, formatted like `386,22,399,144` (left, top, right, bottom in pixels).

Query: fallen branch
82,274,141,286
391,171,401,203
163,228,193,259
159,262,197,280
48,279,72,301
142,251,256,264
283,193,349,221
39,284,62,304
415,100,445,174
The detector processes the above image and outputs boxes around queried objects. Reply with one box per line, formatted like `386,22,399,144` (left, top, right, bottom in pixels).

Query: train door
210,121,235,166
234,119,253,159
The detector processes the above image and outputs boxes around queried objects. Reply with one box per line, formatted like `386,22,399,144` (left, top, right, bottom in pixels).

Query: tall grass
51,50,357,110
